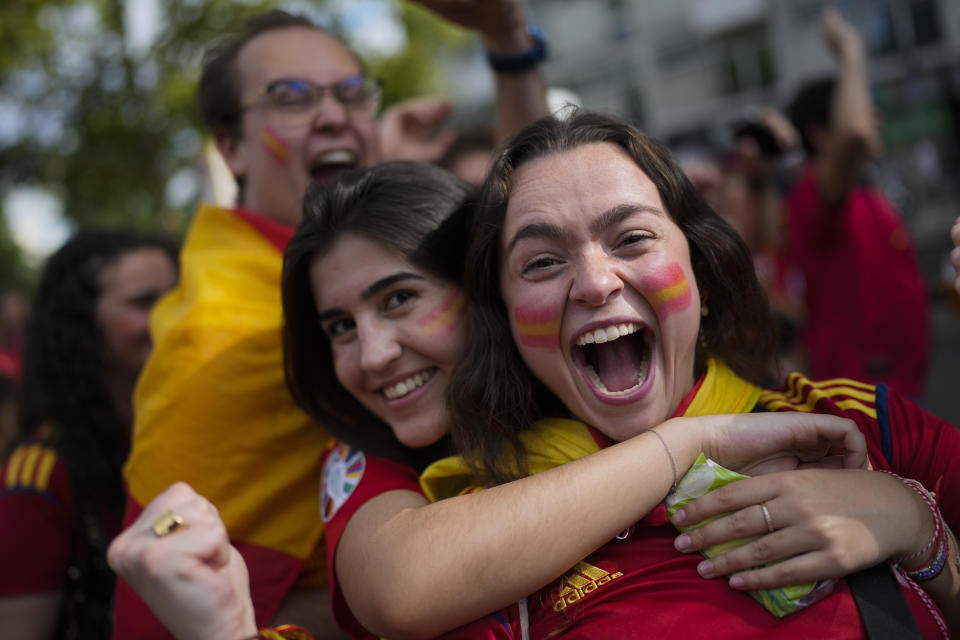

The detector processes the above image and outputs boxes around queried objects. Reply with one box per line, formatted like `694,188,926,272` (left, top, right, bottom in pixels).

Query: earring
700,304,709,318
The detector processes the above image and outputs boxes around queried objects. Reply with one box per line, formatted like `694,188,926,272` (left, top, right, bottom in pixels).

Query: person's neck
238,194,301,227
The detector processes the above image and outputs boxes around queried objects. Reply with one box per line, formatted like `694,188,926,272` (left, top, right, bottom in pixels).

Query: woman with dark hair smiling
108,161,873,640
0,229,178,639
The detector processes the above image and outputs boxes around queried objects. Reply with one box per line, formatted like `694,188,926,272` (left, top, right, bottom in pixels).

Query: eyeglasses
242,75,382,127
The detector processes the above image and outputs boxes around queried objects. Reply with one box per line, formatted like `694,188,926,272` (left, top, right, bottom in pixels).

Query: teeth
575,322,640,346
317,149,356,165
382,370,434,400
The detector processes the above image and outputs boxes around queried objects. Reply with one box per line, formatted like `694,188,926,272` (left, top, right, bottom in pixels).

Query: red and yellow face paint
260,126,290,165
513,305,561,350
641,262,692,318
417,292,465,340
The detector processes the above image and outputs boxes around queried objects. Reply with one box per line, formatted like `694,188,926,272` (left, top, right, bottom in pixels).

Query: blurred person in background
724,110,806,376
0,375,17,460
116,3,548,638
785,7,929,400
951,215,960,296
437,124,497,187
0,290,28,380
0,229,178,640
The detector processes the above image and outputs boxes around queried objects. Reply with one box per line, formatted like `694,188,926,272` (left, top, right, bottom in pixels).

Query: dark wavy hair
448,111,777,485
282,162,474,469
18,228,178,638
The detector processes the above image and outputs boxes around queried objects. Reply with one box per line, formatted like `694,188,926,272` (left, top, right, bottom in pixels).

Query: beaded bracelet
879,471,948,582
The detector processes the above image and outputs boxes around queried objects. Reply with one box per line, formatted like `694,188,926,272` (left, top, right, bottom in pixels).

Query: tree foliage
0,0,465,288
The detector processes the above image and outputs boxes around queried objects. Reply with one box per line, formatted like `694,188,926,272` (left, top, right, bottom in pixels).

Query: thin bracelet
649,428,678,490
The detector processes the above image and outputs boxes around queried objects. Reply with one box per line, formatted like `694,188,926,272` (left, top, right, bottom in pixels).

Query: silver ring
760,502,775,534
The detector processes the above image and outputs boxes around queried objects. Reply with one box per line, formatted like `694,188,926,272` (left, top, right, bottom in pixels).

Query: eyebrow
506,221,572,255
506,203,665,255
315,271,424,323
362,272,423,299
589,203,664,235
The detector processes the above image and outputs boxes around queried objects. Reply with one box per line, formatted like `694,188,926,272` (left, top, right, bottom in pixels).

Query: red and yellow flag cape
118,205,329,634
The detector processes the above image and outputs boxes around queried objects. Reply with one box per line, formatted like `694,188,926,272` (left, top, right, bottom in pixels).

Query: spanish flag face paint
641,262,692,320
260,126,290,166
513,305,562,350
417,292,465,340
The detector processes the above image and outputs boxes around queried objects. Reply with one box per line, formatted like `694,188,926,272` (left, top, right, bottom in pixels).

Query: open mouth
309,149,358,184
381,368,437,401
572,321,652,399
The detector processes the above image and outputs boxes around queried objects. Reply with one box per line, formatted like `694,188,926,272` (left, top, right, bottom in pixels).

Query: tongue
594,338,645,392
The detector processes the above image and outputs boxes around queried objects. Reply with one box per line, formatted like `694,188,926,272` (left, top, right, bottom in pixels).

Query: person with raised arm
784,7,930,399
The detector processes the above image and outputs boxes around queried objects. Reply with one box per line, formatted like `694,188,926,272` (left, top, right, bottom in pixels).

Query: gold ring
152,509,184,537
760,503,775,534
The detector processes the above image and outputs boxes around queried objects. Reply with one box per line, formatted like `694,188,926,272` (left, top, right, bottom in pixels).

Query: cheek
260,125,291,166
417,293,465,340
512,304,562,351
640,262,693,321
331,345,359,393
102,308,150,345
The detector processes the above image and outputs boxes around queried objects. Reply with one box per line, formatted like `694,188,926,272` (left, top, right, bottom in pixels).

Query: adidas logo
552,562,624,612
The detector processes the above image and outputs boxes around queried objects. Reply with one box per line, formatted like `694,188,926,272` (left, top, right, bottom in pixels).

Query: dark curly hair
282,162,474,469
448,111,777,485
18,228,178,639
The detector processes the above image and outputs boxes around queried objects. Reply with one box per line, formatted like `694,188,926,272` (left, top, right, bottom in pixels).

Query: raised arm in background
816,7,881,207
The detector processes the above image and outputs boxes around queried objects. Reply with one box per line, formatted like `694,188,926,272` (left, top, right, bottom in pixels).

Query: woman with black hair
0,229,178,639
108,161,872,640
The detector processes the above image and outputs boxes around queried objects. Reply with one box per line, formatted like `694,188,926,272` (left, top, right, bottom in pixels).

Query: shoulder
320,443,421,525
759,373,888,456
759,373,879,419
0,444,77,596
1,442,70,501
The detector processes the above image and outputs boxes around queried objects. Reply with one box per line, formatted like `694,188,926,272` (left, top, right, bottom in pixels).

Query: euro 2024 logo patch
321,445,366,522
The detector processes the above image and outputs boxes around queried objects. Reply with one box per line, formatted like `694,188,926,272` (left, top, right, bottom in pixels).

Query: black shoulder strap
847,564,922,639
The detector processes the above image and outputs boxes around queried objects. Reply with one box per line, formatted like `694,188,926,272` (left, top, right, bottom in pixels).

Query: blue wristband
487,24,547,74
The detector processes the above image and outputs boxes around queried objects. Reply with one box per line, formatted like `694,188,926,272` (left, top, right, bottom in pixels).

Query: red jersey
320,444,518,639
785,166,929,397
418,363,956,639
0,443,77,596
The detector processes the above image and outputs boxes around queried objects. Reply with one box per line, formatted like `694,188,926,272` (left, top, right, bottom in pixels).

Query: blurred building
446,0,959,266
440,0,960,423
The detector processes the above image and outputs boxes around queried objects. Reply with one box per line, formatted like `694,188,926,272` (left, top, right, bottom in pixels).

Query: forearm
484,27,549,144
830,40,878,157
819,15,878,205
340,417,702,638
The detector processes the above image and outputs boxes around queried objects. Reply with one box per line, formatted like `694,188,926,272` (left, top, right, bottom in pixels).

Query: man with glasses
115,5,547,639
